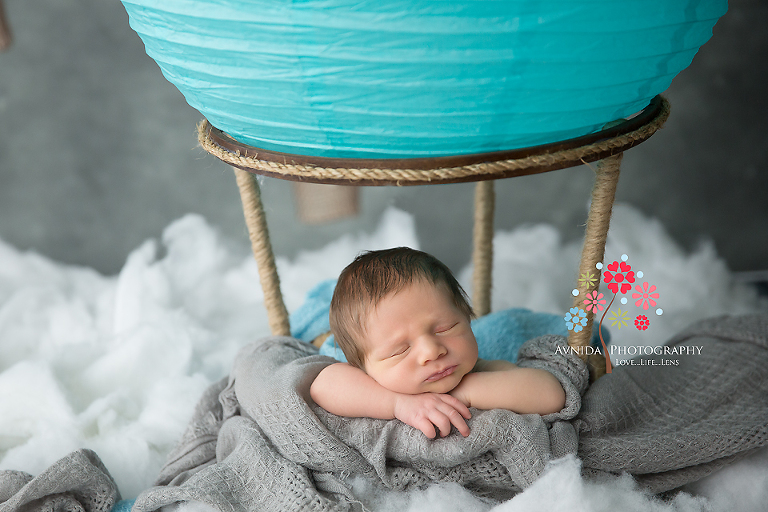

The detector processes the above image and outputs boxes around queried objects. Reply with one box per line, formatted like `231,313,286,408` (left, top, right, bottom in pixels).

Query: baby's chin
366,365,470,395
419,370,468,395
372,376,459,396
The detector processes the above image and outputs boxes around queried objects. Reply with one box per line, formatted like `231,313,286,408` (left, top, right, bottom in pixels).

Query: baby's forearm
311,363,473,438
310,363,398,419
451,366,565,415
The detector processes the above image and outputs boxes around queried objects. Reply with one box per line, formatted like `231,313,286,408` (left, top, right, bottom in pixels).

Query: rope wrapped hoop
0,0,12,51
205,97,669,380
199,96,669,186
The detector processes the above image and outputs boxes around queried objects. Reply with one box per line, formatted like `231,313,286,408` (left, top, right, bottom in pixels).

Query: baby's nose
418,336,447,364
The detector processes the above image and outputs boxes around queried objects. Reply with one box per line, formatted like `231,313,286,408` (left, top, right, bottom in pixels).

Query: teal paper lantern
121,0,727,159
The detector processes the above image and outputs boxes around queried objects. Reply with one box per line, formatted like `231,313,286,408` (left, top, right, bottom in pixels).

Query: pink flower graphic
583,290,607,313
634,314,650,331
603,260,636,294
632,282,659,310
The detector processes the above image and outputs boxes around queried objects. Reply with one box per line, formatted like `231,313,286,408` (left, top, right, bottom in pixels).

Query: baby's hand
393,393,472,438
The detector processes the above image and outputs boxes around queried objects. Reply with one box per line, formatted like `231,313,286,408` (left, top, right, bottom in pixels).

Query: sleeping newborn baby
310,247,565,439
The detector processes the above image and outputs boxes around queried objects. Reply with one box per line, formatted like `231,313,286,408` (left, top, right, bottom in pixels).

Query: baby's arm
449,359,565,415
310,363,472,438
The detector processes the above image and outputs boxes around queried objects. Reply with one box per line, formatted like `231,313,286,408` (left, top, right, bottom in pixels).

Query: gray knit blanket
2,314,767,512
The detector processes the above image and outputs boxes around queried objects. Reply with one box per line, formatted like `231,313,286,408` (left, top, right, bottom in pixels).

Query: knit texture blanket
2,314,767,512
135,333,589,511
577,313,768,492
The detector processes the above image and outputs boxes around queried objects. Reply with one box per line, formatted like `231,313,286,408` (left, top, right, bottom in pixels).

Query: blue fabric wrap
290,280,608,363
111,499,136,512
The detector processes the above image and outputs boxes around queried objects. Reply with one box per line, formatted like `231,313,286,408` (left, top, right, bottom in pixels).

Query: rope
197,98,669,184
0,0,12,51
568,154,623,379
472,181,495,317
233,167,291,336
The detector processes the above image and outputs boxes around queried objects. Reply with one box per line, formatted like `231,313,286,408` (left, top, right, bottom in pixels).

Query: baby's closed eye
389,346,409,357
435,322,459,334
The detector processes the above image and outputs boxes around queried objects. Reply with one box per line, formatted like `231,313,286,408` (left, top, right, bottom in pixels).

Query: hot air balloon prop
120,0,727,375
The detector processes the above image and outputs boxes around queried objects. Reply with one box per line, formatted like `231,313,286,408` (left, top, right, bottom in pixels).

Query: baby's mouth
425,365,457,382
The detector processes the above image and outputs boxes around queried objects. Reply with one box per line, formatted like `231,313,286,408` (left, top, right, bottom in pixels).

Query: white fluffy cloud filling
0,204,766,510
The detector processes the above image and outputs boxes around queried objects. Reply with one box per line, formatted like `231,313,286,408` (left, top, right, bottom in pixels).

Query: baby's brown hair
329,247,474,369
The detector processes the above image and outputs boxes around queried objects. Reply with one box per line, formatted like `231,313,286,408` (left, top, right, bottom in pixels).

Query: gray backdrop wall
0,0,766,276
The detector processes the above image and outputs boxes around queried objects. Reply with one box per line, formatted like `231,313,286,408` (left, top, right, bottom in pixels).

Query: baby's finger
428,411,453,438
435,403,470,437
439,394,472,420
447,409,471,437
413,417,437,439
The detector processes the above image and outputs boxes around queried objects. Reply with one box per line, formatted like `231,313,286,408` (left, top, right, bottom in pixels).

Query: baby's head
330,247,477,394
